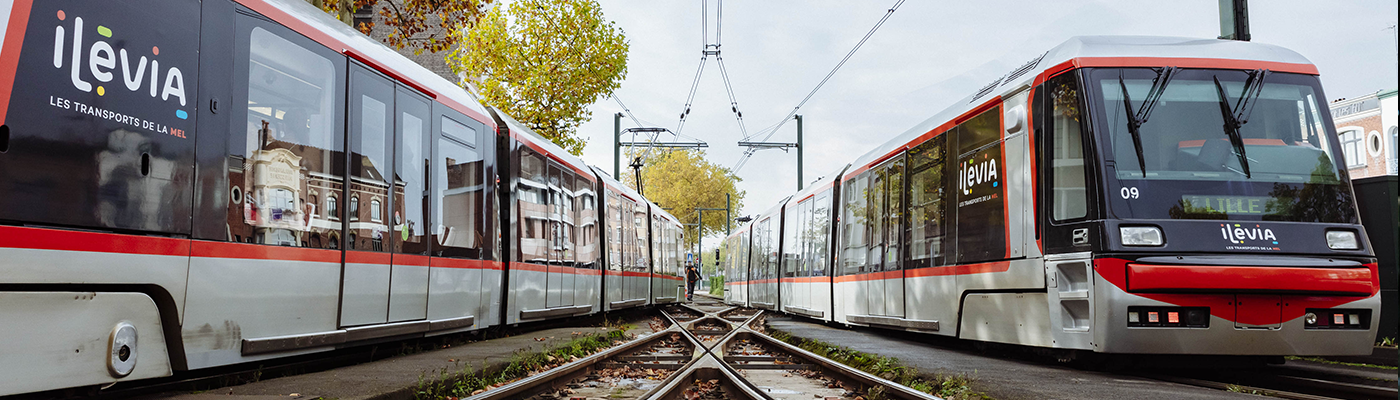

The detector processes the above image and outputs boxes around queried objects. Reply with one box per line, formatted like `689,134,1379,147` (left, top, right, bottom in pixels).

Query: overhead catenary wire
675,0,748,141
732,0,906,172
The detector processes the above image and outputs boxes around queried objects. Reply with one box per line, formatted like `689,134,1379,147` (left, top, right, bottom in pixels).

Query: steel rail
1142,368,1398,400
732,319,942,400
463,325,695,400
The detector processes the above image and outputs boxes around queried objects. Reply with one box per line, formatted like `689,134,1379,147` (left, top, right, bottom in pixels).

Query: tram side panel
950,92,1055,347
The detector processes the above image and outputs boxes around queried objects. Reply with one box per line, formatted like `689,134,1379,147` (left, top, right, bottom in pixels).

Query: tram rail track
467,302,943,400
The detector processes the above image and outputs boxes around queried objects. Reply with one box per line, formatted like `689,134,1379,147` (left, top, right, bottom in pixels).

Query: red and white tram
723,36,1380,357
0,0,683,395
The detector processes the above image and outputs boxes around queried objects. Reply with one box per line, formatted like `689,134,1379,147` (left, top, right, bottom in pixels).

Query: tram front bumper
1093,282,1381,356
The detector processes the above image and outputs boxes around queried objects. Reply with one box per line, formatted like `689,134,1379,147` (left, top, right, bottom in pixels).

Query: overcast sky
568,0,1398,243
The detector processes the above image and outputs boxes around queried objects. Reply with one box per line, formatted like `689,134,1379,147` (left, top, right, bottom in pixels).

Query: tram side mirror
1005,105,1026,135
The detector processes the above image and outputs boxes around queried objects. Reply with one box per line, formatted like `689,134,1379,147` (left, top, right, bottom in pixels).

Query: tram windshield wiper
1211,69,1271,179
1117,67,1178,176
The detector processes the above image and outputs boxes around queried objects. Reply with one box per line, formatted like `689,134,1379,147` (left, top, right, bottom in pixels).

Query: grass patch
768,329,991,400
1225,384,1268,395
414,326,634,399
1284,356,1397,370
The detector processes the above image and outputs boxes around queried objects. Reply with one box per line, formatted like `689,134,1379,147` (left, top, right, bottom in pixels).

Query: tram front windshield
1084,68,1354,223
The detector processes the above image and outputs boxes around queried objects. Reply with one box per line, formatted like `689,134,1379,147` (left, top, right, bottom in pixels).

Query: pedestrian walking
685,262,701,301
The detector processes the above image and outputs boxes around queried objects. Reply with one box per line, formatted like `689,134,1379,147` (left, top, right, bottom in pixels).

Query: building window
1368,130,1383,157
310,194,319,216
350,195,360,221
1339,128,1365,168
370,199,382,222
328,196,339,220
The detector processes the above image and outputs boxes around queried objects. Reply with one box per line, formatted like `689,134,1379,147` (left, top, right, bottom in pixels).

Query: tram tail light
1127,306,1209,328
1303,308,1370,330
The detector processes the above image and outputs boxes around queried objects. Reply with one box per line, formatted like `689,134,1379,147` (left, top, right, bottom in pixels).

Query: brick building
352,2,461,83
1330,89,1399,179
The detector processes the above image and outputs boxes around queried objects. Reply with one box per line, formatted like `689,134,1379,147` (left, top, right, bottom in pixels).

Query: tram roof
790,164,849,203
842,35,1316,179
652,204,681,225
590,165,648,204
490,108,597,181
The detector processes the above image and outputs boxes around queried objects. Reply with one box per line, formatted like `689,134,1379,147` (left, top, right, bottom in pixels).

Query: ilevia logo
961,154,998,195
957,152,1000,208
1221,223,1281,251
48,10,189,133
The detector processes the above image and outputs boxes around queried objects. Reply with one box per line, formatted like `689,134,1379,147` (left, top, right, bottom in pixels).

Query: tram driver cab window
1048,74,1089,221
230,25,345,248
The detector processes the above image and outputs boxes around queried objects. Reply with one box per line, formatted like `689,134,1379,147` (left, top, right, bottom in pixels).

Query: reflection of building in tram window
435,129,483,258
1328,90,1397,179
227,26,345,249
350,195,360,221
328,196,338,220
371,199,382,222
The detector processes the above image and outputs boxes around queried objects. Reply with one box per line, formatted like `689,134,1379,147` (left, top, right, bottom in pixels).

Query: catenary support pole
1217,0,1250,41
614,112,622,178
796,114,804,190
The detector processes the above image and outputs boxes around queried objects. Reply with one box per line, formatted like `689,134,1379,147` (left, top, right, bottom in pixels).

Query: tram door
865,158,905,318
340,63,397,327
545,163,575,308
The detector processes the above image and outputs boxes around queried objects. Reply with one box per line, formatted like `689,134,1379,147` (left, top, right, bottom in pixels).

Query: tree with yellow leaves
449,0,628,156
314,0,491,54
623,150,745,249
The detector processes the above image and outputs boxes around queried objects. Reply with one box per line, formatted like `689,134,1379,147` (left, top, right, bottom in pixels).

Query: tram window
840,173,869,275
907,135,947,268
868,169,885,272
348,65,394,251
955,106,1008,263
959,108,1002,156
812,190,831,277
607,192,622,272
394,90,430,255
573,176,590,267
884,159,904,271
803,198,817,277
560,171,577,265
232,26,343,247
518,150,548,262
434,136,483,258
1049,76,1088,221
783,203,801,278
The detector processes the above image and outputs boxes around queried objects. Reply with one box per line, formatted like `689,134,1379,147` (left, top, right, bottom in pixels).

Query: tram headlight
1303,312,1317,325
1120,226,1163,246
1325,230,1359,250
